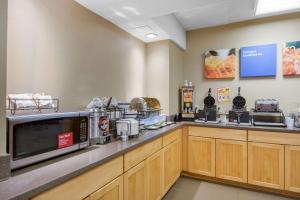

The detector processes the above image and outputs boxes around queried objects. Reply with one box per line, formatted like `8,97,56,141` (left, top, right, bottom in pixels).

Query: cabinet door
32,156,123,200
162,139,181,195
285,145,300,193
124,161,147,200
216,139,247,183
248,142,284,189
146,150,163,200
90,175,123,200
188,136,215,176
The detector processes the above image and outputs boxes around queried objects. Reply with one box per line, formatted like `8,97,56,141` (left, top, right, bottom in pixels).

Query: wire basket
6,98,59,115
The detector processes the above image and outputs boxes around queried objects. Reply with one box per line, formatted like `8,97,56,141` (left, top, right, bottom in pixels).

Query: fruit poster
240,44,277,77
204,48,236,79
283,41,300,76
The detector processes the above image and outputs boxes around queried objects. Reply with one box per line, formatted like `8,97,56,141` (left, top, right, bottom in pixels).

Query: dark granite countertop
0,122,300,200
185,121,300,133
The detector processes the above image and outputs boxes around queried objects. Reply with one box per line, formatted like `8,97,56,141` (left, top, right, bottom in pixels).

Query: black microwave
7,112,89,169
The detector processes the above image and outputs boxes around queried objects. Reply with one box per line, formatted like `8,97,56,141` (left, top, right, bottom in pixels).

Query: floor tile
163,177,296,200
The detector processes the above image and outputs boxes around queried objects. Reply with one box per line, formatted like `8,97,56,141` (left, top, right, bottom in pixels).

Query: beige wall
7,0,300,118
184,13,300,114
146,41,170,115
0,0,8,154
169,41,184,115
7,0,146,112
146,40,184,115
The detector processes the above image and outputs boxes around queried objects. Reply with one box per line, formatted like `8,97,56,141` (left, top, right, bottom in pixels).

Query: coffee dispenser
180,86,195,120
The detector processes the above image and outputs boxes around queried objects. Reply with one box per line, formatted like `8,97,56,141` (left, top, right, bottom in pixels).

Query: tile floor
163,177,296,200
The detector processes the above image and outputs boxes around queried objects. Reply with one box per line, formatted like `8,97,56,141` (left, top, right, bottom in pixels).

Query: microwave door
11,117,81,169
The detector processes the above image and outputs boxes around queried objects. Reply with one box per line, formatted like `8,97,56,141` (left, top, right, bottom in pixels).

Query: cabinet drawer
90,175,123,200
248,130,300,145
124,145,146,171
189,127,247,141
145,138,162,158
32,156,123,200
163,129,181,147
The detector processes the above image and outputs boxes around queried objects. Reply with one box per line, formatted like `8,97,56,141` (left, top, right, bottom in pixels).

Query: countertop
1,122,300,200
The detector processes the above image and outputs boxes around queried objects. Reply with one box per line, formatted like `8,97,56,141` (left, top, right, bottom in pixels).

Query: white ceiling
75,0,300,49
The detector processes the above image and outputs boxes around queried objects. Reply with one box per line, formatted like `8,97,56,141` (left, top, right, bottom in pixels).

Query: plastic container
286,116,294,128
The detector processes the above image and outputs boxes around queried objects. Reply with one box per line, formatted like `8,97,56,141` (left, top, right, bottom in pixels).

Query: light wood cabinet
145,138,162,158
146,150,163,200
163,129,181,147
248,130,300,145
124,138,162,171
162,138,181,195
182,126,189,171
124,145,145,172
90,175,123,200
124,161,147,200
285,145,300,193
32,156,123,200
248,142,284,189
188,136,215,176
216,139,247,183
189,127,247,141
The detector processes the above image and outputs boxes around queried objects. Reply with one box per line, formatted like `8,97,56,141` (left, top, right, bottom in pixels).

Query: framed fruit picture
204,48,236,79
283,41,300,76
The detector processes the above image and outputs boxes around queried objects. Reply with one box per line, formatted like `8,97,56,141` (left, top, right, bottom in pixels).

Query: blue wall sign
240,44,277,77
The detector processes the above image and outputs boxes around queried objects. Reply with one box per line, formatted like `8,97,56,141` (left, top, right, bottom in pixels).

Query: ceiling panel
175,0,256,30
75,0,300,49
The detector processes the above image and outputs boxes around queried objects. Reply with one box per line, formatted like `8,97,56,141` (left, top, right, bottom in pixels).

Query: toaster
255,99,279,112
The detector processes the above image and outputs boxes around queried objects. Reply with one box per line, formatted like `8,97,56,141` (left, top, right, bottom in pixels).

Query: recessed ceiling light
146,33,158,39
255,0,300,16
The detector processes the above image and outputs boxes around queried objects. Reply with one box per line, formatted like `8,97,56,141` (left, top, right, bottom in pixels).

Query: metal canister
89,108,100,145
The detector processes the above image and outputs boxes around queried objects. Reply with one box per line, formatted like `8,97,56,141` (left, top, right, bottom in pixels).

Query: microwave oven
7,112,89,169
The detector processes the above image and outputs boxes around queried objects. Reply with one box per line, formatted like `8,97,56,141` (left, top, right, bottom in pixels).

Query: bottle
184,80,188,87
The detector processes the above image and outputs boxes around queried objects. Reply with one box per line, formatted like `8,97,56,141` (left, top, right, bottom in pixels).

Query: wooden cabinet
90,175,123,200
163,129,181,147
145,138,162,158
124,138,162,171
124,161,147,200
189,127,247,141
146,150,163,200
162,138,181,195
285,145,300,193
188,136,215,176
124,145,146,172
248,130,300,146
248,142,284,189
32,156,123,200
182,126,189,171
216,139,247,183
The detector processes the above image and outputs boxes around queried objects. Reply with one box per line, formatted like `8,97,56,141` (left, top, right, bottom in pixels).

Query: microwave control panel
79,117,89,142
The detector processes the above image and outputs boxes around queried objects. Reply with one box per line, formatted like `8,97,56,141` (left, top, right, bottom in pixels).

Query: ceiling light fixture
146,33,158,39
255,0,300,16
